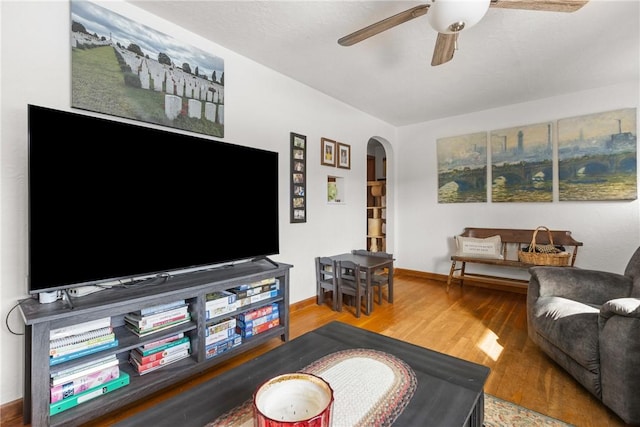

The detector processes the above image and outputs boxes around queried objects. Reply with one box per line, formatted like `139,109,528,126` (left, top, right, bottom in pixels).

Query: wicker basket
518,226,571,266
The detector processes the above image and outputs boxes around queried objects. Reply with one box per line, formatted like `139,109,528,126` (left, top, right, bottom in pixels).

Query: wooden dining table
328,252,394,314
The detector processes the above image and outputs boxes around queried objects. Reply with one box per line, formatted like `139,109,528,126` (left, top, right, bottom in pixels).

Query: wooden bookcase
367,181,386,252
19,259,291,427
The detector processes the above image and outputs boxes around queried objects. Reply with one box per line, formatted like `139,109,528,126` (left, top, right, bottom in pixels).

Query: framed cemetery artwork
71,0,225,137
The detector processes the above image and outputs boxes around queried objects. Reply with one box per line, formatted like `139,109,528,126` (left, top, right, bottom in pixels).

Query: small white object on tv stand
38,291,58,304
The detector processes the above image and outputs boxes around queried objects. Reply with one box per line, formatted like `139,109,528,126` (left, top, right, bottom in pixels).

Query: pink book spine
50,365,120,403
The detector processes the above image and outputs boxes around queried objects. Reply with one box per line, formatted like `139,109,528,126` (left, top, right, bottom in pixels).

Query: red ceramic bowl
253,373,334,427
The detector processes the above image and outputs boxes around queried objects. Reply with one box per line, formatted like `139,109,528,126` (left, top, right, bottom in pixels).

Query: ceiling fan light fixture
427,0,491,34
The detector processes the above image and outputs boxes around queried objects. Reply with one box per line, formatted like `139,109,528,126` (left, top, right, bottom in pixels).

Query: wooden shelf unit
367,181,386,252
19,259,291,427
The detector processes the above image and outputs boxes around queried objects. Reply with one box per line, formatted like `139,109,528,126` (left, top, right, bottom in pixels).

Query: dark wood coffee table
115,321,489,427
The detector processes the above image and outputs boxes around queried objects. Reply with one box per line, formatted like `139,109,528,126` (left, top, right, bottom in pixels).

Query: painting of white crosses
71,0,224,137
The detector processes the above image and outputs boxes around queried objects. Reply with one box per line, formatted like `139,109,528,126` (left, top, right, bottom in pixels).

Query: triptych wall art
437,108,637,203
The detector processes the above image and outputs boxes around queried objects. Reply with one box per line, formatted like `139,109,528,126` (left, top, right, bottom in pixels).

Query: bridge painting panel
558,108,637,201
490,122,553,202
437,132,487,203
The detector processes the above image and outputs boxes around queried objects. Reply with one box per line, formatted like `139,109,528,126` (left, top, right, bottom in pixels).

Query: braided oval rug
205,348,573,427
206,348,417,427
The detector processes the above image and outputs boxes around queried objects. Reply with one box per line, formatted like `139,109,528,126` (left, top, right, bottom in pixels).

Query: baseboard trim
394,268,448,282
394,268,527,294
1,398,22,425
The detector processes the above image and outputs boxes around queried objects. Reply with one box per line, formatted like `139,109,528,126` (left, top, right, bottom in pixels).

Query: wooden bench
447,227,583,292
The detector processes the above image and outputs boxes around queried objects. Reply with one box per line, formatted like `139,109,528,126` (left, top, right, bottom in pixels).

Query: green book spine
49,372,130,416
139,336,190,356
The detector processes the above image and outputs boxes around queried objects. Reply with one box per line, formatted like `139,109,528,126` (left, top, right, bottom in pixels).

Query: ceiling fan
338,0,589,66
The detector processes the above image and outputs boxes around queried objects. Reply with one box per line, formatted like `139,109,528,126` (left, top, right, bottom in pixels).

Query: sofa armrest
598,298,640,424
600,298,640,321
528,266,632,306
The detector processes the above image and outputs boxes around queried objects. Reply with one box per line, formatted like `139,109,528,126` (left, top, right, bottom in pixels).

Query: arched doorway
366,137,391,253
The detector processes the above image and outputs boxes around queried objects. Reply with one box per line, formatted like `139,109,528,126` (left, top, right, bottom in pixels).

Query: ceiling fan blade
490,0,588,13
338,4,430,46
431,33,457,66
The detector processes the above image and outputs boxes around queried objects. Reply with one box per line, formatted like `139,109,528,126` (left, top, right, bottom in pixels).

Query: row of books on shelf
124,300,191,337
49,317,118,366
49,319,129,415
129,332,192,375
49,353,129,415
45,291,281,415
50,371,130,416
204,302,280,359
205,277,280,320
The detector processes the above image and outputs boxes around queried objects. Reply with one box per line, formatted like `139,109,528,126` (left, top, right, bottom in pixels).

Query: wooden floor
3,274,631,426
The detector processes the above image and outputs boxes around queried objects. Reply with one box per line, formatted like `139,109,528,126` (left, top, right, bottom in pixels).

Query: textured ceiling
129,0,639,126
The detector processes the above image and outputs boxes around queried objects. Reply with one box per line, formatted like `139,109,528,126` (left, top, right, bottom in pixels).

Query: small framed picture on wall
337,142,351,169
321,138,337,167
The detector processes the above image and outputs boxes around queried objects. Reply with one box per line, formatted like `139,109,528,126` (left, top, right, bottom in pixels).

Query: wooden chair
336,260,368,318
352,249,393,306
315,256,338,311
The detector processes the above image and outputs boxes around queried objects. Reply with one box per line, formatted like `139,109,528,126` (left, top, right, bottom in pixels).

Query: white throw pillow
455,235,503,259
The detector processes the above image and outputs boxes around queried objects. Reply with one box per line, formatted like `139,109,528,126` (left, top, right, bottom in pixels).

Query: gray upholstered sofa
527,247,640,425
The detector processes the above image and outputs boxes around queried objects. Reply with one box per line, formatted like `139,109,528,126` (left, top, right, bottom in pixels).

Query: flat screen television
28,104,279,295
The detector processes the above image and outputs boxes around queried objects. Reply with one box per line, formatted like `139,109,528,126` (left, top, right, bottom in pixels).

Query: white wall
395,81,640,279
1,0,638,410
0,1,395,405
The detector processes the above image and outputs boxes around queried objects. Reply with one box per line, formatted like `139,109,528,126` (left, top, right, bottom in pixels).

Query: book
131,348,191,375
140,332,184,350
205,335,242,360
124,312,189,332
49,372,130,416
51,355,119,386
50,339,119,366
236,288,279,308
205,326,236,346
229,279,278,299
49,317,111,341
206,317,237,334
138,335,190,357
50,354,116,378
237,303,278,322
205,305,237,320
130,340,191,365
233,277,277,291
237,310,279,330
49,332,116,357
124,315,191,337
206,290,237,303
139,300,186,316
205,291,237,319
50,326,114,349
124,304,189,328
237,318,279,338
50,364,120,404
